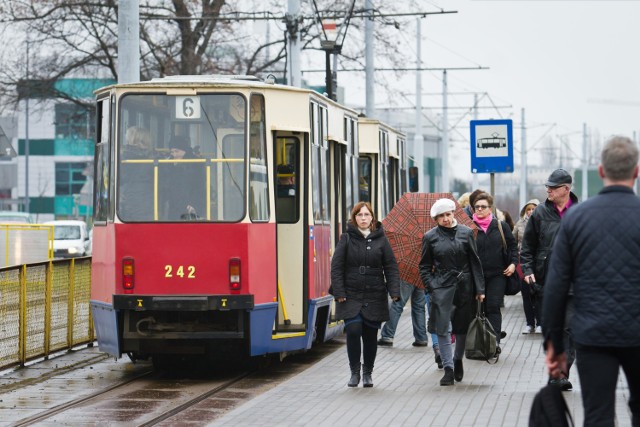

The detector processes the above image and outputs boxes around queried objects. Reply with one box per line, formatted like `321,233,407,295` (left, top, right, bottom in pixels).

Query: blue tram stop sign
470,119,514,173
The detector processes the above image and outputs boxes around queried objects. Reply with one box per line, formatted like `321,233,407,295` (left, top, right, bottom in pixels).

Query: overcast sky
335,0,640,182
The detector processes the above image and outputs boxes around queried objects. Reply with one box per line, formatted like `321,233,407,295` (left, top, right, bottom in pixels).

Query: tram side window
249,94,269,222
379,130,390,217
94,97,110,222
275,137,298,223
358,157,372,203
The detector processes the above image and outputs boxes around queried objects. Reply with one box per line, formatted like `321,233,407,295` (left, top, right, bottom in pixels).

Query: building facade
7,78,113,222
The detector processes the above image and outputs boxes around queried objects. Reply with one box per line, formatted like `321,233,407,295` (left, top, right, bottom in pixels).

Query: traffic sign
470,119,514,173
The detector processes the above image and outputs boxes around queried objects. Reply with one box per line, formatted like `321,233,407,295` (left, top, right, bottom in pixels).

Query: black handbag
529,383,574,426
505,273,521,296
465,301,498,363
497,221,520,295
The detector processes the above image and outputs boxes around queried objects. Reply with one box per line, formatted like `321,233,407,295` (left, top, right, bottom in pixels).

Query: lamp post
319,12,354,102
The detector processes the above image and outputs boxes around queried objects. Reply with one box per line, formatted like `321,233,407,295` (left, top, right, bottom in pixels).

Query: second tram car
90,75,407,362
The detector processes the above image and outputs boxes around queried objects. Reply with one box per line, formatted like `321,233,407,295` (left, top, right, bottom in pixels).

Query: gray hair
602,136,639,181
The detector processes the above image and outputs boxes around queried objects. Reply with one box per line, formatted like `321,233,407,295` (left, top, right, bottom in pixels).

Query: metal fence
0,257,94,370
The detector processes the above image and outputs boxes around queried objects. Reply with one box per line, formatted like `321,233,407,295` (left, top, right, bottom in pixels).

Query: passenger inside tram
160,135,206,221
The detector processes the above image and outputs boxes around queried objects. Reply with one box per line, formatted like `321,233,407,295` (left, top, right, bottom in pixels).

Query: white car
0,211,34,223
44,220,90,258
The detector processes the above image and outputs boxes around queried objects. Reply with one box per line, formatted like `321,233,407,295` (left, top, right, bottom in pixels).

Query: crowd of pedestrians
330,135,639,426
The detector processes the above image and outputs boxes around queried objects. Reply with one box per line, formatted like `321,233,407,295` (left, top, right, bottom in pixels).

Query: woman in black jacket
331,201,400,388
472,192,518,355
419,198,485,386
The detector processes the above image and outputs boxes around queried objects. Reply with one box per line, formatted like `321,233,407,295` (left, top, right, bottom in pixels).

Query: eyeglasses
356,212,372,218
545,185,567,190
474,205,490,210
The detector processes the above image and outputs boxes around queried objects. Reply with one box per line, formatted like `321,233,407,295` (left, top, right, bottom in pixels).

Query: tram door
274,134,305,331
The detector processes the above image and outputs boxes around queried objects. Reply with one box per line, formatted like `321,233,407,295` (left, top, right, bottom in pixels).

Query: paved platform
210,295,633,426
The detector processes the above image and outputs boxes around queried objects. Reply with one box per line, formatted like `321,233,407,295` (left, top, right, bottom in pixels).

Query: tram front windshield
117,94,247,222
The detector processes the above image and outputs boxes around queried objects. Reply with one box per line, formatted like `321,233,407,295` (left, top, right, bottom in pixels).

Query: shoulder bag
465,301,498,363
497,221,521,296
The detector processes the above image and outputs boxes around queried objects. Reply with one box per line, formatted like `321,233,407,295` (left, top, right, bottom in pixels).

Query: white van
44,220,90,258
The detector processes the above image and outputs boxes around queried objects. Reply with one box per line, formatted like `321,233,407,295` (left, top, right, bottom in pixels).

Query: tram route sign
470,119,514,173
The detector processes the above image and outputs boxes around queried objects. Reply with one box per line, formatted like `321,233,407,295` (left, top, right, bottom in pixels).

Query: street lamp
319,15,351,102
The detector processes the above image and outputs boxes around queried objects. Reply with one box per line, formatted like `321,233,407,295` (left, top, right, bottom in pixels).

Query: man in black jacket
520,167,578,390
543,136,640,426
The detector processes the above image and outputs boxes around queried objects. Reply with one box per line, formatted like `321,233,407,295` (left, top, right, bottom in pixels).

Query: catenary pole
365,0,375,118
414,18,425,192
118,0,140,83
471,94,479,191
520,108,527,208
287,0,301,87
441,70,449,193
25,38,30,214
582,123,588,201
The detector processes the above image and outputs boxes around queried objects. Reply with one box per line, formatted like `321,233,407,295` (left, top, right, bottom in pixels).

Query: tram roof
97,75,315,97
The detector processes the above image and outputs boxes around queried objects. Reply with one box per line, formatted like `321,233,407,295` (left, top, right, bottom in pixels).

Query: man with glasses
520,168,578,391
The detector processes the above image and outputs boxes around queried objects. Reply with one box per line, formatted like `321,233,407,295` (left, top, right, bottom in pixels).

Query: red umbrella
382,192,476,289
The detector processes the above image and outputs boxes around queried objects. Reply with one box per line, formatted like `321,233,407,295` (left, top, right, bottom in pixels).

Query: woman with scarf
330,201,400,388
472,192,518,356
419,198,485,386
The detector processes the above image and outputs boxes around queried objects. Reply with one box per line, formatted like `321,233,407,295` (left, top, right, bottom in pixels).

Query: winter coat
520,192,579,286
419,223,485,335
474,218,518,278
543,185,640,352
330,222,400,322
513,199,540,250
513,216,528,250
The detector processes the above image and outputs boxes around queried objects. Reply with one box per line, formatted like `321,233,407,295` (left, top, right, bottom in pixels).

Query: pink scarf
473,212,493,233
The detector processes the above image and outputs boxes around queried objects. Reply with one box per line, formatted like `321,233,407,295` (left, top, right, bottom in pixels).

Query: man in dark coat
543,136,640,426
520,167,578,390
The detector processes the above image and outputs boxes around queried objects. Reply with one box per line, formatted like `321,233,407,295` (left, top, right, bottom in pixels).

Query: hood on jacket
520,198,540,217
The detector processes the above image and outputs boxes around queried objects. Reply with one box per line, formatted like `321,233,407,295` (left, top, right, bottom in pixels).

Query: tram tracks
2,339,344,426
13,368,156,426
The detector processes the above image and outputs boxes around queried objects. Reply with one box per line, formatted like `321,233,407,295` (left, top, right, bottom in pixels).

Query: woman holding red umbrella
419,198,485,386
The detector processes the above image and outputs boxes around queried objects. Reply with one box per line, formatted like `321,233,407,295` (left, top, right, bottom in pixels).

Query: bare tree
0,0,430,112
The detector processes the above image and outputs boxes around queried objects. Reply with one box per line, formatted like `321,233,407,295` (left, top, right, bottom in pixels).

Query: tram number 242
165,265,196,279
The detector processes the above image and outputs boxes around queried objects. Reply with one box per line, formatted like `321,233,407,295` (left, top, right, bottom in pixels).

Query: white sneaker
535,326,543,334
522,325,535,334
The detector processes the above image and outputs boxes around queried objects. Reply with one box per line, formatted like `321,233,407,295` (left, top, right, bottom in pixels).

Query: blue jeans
380,281,428,342
424,291,439,347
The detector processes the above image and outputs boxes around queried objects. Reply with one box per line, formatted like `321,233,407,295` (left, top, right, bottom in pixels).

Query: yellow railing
0,257,94,370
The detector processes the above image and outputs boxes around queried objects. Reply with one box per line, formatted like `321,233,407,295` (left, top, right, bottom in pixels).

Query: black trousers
484,275,505,344
521,279,540,327
345,321,378,368
577,345,640,427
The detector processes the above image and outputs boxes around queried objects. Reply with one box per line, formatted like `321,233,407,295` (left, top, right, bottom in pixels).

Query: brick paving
210,295,633,426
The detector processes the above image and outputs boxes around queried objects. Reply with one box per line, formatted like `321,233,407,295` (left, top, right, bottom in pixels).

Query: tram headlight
122,257,135,293
229,258,241,292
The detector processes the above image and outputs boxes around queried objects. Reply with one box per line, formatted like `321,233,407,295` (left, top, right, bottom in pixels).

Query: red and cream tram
90,75,407,362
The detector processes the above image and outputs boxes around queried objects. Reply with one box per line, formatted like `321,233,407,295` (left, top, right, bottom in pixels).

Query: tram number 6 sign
176,96,201,119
